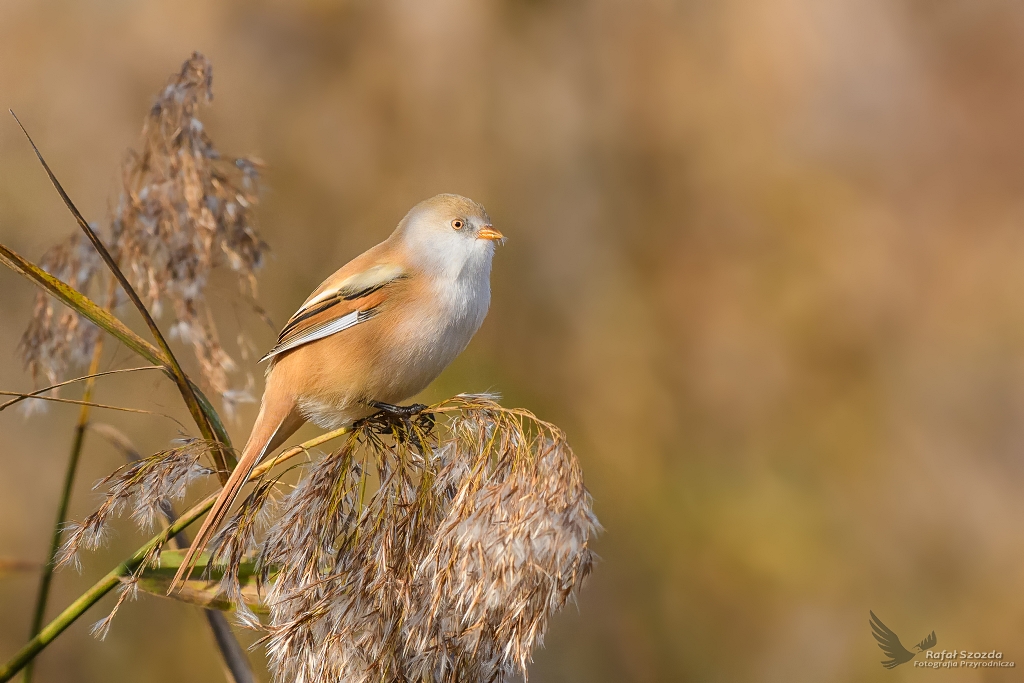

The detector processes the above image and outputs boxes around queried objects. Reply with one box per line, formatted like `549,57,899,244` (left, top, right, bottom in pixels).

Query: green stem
109,422,255,683
25,275,118,683
23,334,106,683
0,498,209,683
0,425,351,682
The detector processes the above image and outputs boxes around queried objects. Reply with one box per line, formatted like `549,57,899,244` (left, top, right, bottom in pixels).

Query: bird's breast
388,274,489,386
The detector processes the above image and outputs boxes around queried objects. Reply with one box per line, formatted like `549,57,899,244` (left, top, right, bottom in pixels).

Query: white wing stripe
260,309,365,362
300,264,406,310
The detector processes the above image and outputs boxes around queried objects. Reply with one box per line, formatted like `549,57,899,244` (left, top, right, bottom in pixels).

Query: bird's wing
916,631,937,651
260,262,407,362
870,611,915,668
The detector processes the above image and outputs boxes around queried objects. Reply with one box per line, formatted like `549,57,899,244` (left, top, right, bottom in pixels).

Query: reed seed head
18,53,267,417
18,231,103,406
112,52,267,416
253,396,600,683
57,438,215,570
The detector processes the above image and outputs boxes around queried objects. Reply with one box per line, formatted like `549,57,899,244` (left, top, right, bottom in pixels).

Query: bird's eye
451,219,464,230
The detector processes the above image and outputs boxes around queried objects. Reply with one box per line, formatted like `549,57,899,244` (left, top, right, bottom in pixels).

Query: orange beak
477,225,504,241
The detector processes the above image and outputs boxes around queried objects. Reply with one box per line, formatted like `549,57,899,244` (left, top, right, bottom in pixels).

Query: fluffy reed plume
18,232,102,398
18,52,267,415
210,473,285,628
248,395,598,683
56,438,214,570
111,52,267,414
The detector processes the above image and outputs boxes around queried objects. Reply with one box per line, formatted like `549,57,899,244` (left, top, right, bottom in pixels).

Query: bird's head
395,194,503,280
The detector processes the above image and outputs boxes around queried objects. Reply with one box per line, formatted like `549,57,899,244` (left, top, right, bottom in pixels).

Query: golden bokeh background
2,0,1024,681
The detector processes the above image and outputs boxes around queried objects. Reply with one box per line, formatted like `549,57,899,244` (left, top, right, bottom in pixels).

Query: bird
870,611,937,669
170,193,503,590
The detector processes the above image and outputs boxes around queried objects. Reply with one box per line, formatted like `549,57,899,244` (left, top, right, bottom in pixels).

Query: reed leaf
135,550,269,615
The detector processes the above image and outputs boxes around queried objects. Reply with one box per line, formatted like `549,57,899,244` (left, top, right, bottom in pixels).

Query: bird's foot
365,401,436,442
368,401,428,418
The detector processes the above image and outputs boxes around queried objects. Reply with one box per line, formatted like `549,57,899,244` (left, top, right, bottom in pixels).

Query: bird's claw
368,401,428,418
365,401,435,441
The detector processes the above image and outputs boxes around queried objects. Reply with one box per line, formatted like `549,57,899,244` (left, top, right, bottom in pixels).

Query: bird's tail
168,392,302,593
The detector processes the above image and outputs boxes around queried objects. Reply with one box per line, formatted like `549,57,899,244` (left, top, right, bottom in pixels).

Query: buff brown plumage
170,194,502,589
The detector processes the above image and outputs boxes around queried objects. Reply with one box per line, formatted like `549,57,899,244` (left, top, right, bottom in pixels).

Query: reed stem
22,332,106,683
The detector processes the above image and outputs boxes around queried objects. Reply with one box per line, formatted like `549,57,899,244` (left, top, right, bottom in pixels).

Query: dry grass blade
88,423,143,460
0,391,185,426
0,366,162,411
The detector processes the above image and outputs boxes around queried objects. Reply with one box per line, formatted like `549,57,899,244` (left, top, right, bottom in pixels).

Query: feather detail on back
260,262,407,362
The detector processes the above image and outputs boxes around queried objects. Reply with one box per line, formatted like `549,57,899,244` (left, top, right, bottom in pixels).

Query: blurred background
2,0,1024,681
